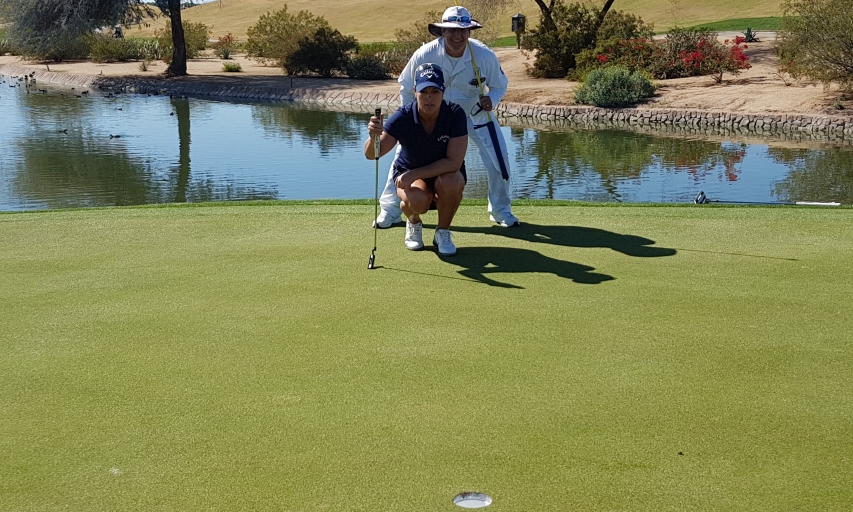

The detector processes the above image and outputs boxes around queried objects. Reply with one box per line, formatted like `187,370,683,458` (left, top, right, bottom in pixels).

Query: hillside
125,0,783,41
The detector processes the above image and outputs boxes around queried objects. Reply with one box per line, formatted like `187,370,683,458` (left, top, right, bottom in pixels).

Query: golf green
1,203,851,511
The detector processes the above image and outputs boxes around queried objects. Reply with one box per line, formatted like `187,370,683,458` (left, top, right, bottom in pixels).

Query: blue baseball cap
415,63,445,92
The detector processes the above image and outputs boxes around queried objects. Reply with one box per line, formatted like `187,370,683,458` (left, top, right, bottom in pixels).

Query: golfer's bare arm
363,116,398,159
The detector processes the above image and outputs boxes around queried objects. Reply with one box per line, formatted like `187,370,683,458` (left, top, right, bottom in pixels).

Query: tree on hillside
154,0,188,76
533,0,617,32
0,0,146,60
524,0,626,77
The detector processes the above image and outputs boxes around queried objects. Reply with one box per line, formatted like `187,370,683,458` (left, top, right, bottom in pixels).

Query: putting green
1,202,851,511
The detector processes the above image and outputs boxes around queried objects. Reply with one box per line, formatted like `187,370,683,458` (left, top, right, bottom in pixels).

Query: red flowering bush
214,33,239,60
574,36,661,77
575,27,750,83
684,38,751,83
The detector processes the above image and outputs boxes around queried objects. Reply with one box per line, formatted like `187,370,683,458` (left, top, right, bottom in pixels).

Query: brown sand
1,39,848,115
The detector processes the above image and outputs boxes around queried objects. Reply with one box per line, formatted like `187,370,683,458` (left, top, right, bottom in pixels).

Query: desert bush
394,10,440,59
285,26,357,77
524,3,654,78
214,32,238,59
777,0,853,89
156,21,210,63
245,5,330,69
346,54,391,80
11,31,87,61
464,0,517,45
135,38,162,61
574,66,656,107
222,62,242,72
0,36,14,55
597,10,655,41
523,1,600,78
85,32,142,62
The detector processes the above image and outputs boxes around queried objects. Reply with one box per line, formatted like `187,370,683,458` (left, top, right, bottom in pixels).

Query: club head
368,253,375,270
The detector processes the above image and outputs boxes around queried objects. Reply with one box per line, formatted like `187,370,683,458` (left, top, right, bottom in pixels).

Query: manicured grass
2,202,852,511
689,16,784,32
493,35,521,47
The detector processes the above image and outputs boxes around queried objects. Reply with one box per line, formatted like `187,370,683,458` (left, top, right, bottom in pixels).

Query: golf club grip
373,108,381,161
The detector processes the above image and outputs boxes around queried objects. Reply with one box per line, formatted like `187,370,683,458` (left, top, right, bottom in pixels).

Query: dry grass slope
126,0,783,41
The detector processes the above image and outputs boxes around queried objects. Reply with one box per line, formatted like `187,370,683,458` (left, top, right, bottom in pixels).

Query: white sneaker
404,221,424,251
489,211,520,227
373,209,402,229
432,229,457,256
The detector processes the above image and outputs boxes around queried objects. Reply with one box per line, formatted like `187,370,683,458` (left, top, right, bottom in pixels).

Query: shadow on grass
452,223,678,258
442,246,613,289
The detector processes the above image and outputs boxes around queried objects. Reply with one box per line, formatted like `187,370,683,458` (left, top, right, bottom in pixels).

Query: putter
368,107,381,270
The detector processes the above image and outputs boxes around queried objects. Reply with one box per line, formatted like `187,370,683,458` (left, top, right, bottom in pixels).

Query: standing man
373,6,520,229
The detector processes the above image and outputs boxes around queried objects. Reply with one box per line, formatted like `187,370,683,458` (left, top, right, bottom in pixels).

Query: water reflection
173,98,192,203
768,147,853,204
511,128,750,202
251,105,362,156
12,135,157,209
2,75,852,211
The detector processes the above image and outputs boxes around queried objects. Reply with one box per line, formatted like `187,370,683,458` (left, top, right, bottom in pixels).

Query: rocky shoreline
3,63,852,146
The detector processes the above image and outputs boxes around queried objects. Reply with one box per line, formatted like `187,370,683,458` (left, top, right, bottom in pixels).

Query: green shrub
85,33,142,62
777,0,853,89
524,3,654,78
156,21,210,63
393,10,439,58
597,10,655,41
346,54,391,79
357,42,391,57
135,39,163,61
0,37,13,55
222,62,242,72
245,5,330,69
523,1,600,78
574,66,656,107
15,32,88,62
285,26,357,77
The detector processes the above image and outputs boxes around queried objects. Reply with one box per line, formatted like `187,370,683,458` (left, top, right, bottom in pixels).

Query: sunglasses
444,15,471,23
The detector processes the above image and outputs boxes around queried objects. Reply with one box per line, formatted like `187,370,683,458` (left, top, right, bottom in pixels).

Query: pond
2,74,852,212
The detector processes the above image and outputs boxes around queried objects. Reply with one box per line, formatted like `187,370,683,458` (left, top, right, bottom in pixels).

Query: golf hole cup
453,492,492,508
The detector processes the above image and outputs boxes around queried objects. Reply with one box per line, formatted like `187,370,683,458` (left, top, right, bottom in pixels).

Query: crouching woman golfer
364,64,467,256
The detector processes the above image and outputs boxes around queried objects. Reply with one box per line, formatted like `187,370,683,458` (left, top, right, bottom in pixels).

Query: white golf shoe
373,209,403,229
404,221,424,251
489,211,520,227
432,229,457,256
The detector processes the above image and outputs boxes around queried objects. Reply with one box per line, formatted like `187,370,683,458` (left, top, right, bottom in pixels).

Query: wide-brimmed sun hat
428,6,484,38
